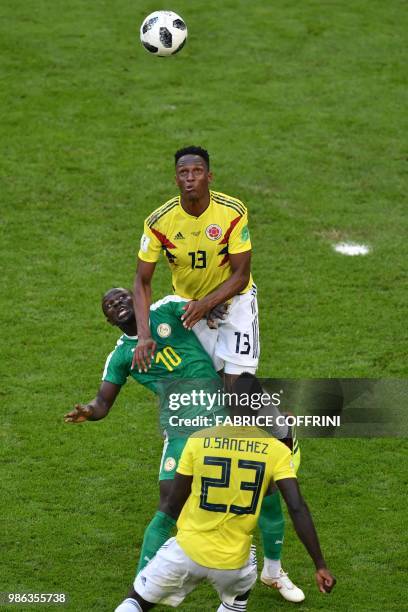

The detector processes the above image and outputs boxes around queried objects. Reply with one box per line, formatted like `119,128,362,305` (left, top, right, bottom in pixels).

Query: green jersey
102,296,225,436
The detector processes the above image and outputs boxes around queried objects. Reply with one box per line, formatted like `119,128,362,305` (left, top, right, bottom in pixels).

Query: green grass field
1,1,407,610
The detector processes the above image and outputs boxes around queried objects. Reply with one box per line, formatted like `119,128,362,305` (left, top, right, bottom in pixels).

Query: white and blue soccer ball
140,11,187,56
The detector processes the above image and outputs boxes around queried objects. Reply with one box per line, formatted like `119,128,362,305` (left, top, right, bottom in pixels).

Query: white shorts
193,286,260,375
134,538,257,607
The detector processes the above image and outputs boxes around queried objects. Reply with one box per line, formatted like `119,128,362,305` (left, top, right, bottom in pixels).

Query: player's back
176,425,296,569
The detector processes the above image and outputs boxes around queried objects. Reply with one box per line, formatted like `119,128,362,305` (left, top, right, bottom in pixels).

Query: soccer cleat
260,568,305,603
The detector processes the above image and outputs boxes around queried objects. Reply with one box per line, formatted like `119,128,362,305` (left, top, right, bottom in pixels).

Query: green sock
258,491,285,560
137,511,176,573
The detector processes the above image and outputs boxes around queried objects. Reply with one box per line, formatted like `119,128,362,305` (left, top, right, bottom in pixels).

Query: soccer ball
140,11,187,57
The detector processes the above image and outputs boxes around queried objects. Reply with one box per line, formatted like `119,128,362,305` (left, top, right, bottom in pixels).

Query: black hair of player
174,146,210,170
230,372,264,416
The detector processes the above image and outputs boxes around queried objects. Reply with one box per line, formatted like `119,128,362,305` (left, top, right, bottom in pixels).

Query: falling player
64,287,225,572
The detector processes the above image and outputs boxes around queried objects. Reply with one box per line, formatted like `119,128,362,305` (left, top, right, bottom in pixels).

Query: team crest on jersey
205,224,222,241
157,323,171,338
164,457,176,472
241,225,250,241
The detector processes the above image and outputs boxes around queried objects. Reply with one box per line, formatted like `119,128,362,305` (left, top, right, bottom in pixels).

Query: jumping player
132,146,303,601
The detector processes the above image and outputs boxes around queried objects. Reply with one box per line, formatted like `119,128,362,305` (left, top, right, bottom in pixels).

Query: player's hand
132,337,156,372
207,303,228,329
181,300,210,330
64,404,93,423
315,568,336,593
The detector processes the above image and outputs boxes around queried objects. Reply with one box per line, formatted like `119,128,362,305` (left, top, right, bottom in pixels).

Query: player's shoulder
150,294,187,312
211,190,247,216
145,195,180,228
112,334,136,353
103,335,133,371
189,425,219,439
188,424,246,440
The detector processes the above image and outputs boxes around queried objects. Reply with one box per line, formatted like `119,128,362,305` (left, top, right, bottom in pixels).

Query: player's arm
64,381,122,423
161,472,193,519
277,477,336,594
181,251,251,329
133,259,157,371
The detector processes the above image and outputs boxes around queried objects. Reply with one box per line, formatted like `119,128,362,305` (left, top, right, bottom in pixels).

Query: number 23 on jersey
200,456,265,515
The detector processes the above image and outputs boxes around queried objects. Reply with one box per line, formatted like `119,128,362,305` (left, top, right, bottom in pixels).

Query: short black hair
174,146,210,170
230,373,264,416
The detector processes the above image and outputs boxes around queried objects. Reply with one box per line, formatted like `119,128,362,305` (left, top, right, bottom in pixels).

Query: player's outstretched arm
181,251,251,329
133,259,157,371
277,477,336,594
64,381,122,423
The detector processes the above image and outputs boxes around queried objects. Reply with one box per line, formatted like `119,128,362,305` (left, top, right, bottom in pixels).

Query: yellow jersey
176,426,296,569
138,191,253,300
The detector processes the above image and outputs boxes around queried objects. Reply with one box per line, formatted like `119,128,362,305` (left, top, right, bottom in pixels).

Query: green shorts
159,437,188,481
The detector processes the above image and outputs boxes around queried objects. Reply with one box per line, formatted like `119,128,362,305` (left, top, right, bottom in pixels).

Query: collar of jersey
123,333,138,340
178,193,213,219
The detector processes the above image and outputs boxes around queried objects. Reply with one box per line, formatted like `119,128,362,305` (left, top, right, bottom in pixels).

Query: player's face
102,288,135,327
175,155,212,201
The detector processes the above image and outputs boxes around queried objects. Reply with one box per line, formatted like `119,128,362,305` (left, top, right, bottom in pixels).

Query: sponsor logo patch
164,457,176,472
205,224,222,241
157,323,172,338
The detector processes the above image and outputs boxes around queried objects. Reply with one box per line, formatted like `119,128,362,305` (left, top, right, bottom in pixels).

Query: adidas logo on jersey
174,232,185,240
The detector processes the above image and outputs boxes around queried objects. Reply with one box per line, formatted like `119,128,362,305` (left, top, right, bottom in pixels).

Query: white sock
263,557,282,578
217,600,248,612
114,598,143,612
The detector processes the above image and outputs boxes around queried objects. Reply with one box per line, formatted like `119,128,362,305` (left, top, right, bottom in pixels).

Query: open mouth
117,307,130,320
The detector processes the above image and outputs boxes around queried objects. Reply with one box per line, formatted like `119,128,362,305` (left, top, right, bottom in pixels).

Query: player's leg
116,538,203,610
214,286,259,393
259,488,284,572
210,545,257,612
114,590,154,611
136,480,176,573
216,290,304,602
259,441,304,602
191,317,224,372
136,538,205,607
136,437,186,573
216,591,251,612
